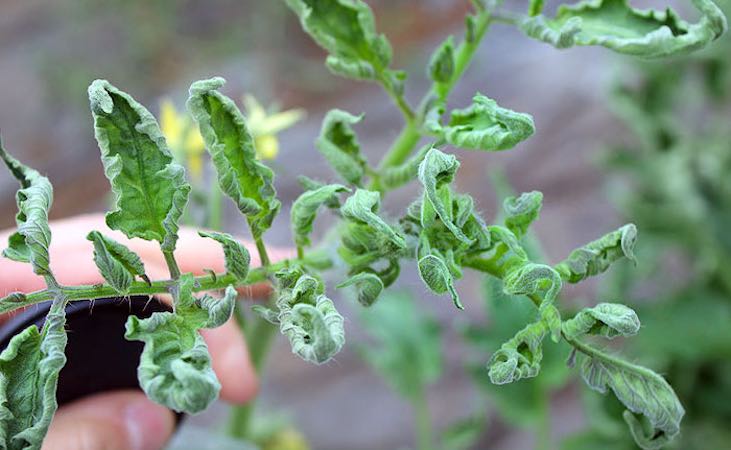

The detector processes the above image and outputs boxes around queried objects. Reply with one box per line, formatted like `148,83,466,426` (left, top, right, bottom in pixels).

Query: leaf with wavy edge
125,275,235,413
555,224,637,283
272,268,345,364
197,231,250,282
503,263,563,341
336,272,383,307
0,294,68,450
187,77,280,238
291,183,349,248
503,191,543,238
428,35,455,95
572,339,684,449
285,0,401,87
443,94,535,151
521,0,727,58
341,189,405,249
316,109,367,186
87,231,148,295
418,148,473,245
487,320,547,384
89,80,190,252
0,137,53,276
563,303,640,340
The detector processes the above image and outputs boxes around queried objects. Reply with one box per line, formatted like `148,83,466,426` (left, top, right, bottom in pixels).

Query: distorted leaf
555,224,637,283
563,303,640,340
487,320,547,384
316,109,367,186
341,189,405,249
291,184,349,248
444,93,535,151
503,191,543,238
187,77,280,238
87,231,148,295
521,0,727,58
89,80,191,252
198,231,251,282
336,272,383,307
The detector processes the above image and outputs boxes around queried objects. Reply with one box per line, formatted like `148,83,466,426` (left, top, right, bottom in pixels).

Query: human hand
0,214,291,450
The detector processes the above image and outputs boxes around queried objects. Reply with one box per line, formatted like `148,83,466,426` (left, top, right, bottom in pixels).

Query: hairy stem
6,251,331,313
163,250,181,280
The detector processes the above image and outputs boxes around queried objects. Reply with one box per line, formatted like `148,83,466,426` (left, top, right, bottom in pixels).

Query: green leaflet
187,77,280,238
573,341,684,450
380,144,430,191
197,231,251,282
521,0,727,58
0,138,53,277
487,320,547,384
503,263,563,341
316,109,368,186
86,231,148,295
125,275,236,413
529,0,545,16
357,291,442,402
263,268,345,364
0,295,68,450
418,148,473,245
291,183,349,248
341,189,406,250
418,254,462,310
89,80,191,252
428,35,455,99
555,224,637,283
443,94,535,152
503,191,543,238
297,176,343,209
285,0,400,86
336,272,383,307
562,303,640,340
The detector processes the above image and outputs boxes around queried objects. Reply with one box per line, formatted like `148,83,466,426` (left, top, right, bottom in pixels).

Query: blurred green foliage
566,1,731,448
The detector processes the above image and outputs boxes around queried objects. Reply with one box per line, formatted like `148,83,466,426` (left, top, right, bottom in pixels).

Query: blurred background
1,1,729,449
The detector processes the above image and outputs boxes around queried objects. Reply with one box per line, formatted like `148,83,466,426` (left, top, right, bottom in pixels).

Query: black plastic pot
0,296,170,406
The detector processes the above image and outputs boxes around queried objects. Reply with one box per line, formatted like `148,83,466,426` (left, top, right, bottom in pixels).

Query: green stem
413,391,433,450
7,250,331,313
163,250,181,280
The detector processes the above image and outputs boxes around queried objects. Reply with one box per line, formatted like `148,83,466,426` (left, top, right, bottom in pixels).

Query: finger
43,390,175,450
200,318,259,404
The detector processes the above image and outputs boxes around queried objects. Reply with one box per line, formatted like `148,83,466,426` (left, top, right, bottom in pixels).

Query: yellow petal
244,94,267,131
159,99,184,150
255,135,279,160
183,126,206,154
258,108,306,135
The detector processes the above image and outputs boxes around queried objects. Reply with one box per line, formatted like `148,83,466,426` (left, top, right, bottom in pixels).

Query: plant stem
413,391,433,450
163,250,182,280
7,250,331,313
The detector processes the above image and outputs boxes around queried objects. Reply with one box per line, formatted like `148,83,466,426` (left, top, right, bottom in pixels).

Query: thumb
42,390,175,450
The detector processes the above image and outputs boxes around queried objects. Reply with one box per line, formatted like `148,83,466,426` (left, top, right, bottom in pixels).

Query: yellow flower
159,99,206,180
261,427,310,450
244,94,305,160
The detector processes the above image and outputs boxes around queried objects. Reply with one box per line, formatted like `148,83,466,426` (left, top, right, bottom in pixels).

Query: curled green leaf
316,109,367,186
503,191,543,238
380,144,430,191
573,340,684,449
563,303,641,340
197,231,251,282
487,320,547,384
87,231,148,295
0,294,68,450
418,254,462,310
297,176,343,209
291,183,349,248
89,80,191,252
555,224,637,283
273,269,345,364
336,272,383,307
503,263,563,341
341,189,405,250
521,0,727,58
0,138,54,277
125,275,235,413
418,148,473,245
187,77,280,238
285,0,394,82
444,93,535,151
428,35,455,90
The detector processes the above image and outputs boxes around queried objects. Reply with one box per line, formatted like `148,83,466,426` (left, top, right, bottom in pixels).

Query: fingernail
124,398,173,450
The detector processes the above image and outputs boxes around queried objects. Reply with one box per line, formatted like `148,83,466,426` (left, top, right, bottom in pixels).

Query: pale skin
0,214,292,450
